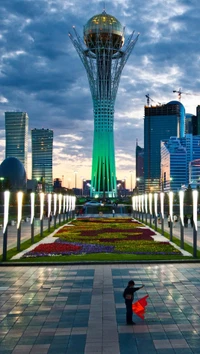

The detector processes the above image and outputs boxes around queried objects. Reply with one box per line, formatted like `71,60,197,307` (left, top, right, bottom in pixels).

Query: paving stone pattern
0,264,200,353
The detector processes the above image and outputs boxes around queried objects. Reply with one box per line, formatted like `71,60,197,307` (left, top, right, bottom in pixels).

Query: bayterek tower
69,11,139,198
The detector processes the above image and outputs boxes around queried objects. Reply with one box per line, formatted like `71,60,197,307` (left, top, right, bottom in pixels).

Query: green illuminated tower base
69,11,138,197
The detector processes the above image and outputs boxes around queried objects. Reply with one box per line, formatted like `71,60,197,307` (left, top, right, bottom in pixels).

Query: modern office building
31,128,53,192
135,140,144,193
161,134,200,191
161,137,187,191
69,11,139,197
189,159,200,187
5,112,28,172
144,101,185,192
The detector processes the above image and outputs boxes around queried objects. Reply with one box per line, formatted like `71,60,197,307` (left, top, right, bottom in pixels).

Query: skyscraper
161,134,200,191
5,111,29,172
135,140,144,193
31,128,53,192
144,101,185,192
69,11,139,197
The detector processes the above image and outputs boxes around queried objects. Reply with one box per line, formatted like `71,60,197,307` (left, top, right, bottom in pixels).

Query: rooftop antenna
103,1,106,12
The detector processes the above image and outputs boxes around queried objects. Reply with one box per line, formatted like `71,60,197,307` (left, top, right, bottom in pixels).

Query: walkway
0,263,200,354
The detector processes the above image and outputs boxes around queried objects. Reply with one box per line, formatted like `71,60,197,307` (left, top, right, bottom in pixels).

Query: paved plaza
0,263,200,354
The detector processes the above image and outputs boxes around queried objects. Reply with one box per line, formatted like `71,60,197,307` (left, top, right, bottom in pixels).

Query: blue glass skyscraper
144,101,185,192
31,128,53,192
5,111,29,172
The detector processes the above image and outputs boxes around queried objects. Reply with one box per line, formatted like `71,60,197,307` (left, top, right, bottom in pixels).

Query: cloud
0,0,199,187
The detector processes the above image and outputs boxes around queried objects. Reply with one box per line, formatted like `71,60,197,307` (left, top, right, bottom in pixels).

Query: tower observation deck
69,11,139,197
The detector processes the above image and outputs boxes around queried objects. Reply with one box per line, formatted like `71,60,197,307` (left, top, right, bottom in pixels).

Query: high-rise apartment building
31,128,53,192
144,101,185,192
5,112,29,172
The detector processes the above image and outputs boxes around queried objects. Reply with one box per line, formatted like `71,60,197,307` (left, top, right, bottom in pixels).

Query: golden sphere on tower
84,11,124,52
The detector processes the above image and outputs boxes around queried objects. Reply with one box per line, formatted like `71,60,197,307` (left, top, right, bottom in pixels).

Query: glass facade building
161,134,200,191
5,112,29,172
144,101,185,192
31,129,53,192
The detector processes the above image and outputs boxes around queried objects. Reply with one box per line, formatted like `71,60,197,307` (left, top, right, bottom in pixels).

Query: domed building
0,157,27,191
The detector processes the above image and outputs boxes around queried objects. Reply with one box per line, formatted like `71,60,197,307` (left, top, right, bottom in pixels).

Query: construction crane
173,88,199,101
145,94,161,106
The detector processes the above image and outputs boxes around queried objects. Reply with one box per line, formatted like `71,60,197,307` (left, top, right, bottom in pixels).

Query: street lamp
48,193,52,232
169,191,173,241
40,192,44,237
192,190,198,257
149,193,153,226
179,190,184,249
17,191,23,251
30,192,35,243
154,193,158,230
160,192,164,235
2,191,10,261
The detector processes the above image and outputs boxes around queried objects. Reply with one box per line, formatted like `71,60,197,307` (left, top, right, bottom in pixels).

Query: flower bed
22,218,182,258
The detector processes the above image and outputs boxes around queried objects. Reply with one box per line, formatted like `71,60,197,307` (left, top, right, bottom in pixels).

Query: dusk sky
0,0,200,189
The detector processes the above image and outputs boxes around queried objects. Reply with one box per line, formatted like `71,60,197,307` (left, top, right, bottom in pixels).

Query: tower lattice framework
69,12,139,197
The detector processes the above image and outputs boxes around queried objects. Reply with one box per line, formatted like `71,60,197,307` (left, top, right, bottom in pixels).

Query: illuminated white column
169,191,173,241
160,192,164,235
141,195,144,213
17,191,23,251
154,193,158,217
138,195,141,212
145,194,148,214
192,189,198,257
149,193,152,215
179,190,184,249
48,193,52,219
63,194,66,214
58,194,62,215
2,191,10,261
169,191,173,222
54,194,57,216
17,192,23,229
179,191,184,227
160,192,164,219
3,191,10,235
40,192,44,221
30,192,35,243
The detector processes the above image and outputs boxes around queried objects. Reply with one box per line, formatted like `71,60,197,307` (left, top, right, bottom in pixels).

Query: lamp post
48,193,52,232
154,193,158,231
149,193,153,227
179,190,184,249
169,191,173,241
141,194,144,222
30,192,35,243
160,192,164,235
40,192,44,237
17,191,23,251
192,190,198,258
54,193,57,228
63,194,66,222
58,193,62,225
144,193,148,223
2,191,10,261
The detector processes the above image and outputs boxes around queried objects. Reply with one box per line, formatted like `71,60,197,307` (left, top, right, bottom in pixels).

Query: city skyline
0,0,199,188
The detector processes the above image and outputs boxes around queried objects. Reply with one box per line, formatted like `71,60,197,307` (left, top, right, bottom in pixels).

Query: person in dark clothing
123,280,144,325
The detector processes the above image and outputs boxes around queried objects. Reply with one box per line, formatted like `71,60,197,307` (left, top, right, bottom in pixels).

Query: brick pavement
0,264,200,354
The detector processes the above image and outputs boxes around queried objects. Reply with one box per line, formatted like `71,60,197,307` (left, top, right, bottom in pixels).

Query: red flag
132,295,149,319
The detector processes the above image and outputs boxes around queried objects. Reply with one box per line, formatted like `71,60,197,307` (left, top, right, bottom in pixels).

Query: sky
0,0,200,189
